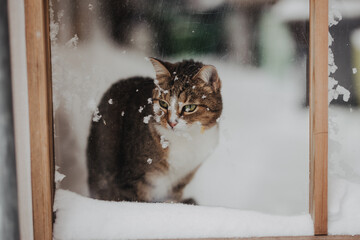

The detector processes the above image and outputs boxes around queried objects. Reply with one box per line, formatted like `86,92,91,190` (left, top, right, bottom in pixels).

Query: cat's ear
149,57,171,84
193,65,221,91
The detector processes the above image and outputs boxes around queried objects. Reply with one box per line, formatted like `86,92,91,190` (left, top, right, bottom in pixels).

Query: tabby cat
87,58,222,204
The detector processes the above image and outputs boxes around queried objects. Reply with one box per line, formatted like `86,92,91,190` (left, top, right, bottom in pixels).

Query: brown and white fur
87,58,222,204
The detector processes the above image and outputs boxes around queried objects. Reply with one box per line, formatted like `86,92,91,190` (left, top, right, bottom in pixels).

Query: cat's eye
183,104,197,113
159,100,169,109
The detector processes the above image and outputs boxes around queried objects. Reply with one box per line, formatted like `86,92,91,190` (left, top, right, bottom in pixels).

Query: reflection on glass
51,0,309,215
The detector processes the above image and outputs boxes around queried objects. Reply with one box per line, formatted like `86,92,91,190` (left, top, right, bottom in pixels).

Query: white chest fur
148,124,219,202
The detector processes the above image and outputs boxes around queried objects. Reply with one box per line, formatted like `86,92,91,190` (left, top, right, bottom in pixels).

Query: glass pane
51,0,311,237
328,0,360,235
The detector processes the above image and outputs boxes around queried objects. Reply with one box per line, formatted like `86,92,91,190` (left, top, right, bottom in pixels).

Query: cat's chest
147,125,219,202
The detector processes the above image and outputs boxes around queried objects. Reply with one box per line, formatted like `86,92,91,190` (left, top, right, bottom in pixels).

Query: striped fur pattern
87,58,222,203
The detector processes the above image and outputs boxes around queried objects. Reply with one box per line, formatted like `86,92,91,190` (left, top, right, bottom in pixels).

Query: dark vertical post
0,0,20,239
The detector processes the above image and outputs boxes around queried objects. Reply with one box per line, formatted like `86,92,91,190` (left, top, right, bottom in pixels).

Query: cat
87,58,222,204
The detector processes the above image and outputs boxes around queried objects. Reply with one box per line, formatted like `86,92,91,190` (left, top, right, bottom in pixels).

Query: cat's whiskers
174,118,187,130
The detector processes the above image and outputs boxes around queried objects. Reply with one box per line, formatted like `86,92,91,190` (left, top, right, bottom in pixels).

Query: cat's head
149,58,222,132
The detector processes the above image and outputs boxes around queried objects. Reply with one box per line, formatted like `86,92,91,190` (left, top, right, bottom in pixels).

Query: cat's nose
168,121,178,128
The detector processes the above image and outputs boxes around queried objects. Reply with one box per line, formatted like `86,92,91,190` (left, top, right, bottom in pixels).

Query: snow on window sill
53,189,314,239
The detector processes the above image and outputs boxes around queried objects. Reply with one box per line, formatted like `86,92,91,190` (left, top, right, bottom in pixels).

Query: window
11,0,359,239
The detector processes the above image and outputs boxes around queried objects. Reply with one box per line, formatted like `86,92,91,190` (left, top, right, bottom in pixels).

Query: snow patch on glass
55,166,66,188
65,34,79,49
160,136,169,149
328,2,350,104
143,115,152,124
92,108,102,122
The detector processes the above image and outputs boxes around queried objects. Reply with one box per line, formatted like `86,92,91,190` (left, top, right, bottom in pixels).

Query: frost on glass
328,0,360,235
51,0,312,238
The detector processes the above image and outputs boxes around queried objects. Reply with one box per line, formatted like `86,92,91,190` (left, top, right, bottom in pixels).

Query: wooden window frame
14,0,358,239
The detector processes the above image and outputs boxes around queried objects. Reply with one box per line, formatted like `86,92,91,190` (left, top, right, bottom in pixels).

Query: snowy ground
52,34,313,238
328,107,360,235
53,35,310,214
53,189,313,239
327,0,360,235
52,26,360,240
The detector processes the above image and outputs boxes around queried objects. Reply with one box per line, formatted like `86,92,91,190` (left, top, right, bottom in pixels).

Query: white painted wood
8,1,34,239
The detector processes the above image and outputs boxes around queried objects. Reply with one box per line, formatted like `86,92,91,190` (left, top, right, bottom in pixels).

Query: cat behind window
87,58,222,203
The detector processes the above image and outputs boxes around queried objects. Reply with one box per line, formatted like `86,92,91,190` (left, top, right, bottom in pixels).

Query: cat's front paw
181,198,197,205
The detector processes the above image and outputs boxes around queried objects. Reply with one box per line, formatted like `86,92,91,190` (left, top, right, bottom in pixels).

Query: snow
328,2,350,104
53,189,313,239
52,37,313,234
330,0,360,19
143,115,152,124
188,0,225,12
272,0,309,21
88,4,94,11
55,166,66,184
50,0,360,237
329,176,360,235
327,107,360,235
327,0,360,236
65,34,79,49
335,85,350,102
329,2,342,27
51,32,311,238
329,32,334,46
92,108,102,122
160,136,169,149
328,48,338,75
49,3,59,44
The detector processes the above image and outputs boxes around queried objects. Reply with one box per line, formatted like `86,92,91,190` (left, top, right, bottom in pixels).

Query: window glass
328,0,360,235
51,0,309,215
